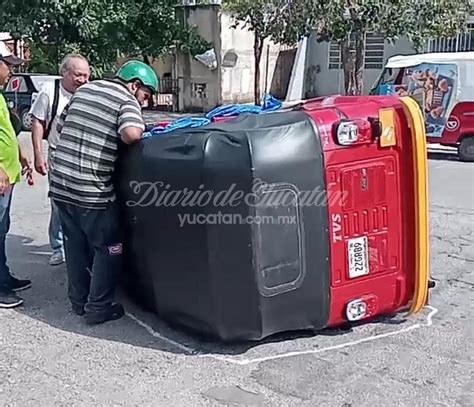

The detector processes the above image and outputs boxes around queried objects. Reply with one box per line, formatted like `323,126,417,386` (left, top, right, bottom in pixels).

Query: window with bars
426,23,474,52
328,33,385,70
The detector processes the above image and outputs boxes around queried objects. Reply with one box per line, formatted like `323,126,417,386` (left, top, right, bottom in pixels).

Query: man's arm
118,100,145,145
120,126,144,144
18,143,32,175
31,117,47,175
29,91,50,175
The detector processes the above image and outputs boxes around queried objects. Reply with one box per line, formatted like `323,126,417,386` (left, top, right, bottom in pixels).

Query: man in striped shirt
50,60,159,325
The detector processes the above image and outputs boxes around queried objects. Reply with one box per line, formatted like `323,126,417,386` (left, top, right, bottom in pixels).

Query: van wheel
458,136,474,162
20,108,33,131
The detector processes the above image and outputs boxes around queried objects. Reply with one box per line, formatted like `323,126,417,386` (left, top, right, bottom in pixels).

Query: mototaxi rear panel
117,111,331,341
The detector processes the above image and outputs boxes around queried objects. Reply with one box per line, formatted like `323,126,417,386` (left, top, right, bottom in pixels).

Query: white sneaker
0,292,24,308
49,252,65,266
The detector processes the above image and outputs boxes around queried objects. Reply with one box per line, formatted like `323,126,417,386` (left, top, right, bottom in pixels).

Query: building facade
173,4,294,112
288,16,474,100
0,32,29,64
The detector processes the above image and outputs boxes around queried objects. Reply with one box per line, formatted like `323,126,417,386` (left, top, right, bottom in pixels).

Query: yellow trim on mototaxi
399,96,430,315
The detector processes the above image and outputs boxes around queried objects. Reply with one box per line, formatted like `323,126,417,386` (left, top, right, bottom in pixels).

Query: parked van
3,73,61,131
370,52,474,161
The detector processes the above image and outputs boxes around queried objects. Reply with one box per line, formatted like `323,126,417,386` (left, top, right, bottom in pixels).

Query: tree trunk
340,32,366,96
143,53,151,65
142,53,154,108
13,39,19,56
340,36,355,95
254,33,264,105
354,31,365,95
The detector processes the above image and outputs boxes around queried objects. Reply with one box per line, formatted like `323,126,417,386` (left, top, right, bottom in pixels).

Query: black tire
20,108,33,131
9,109,22,135
458,136,474,162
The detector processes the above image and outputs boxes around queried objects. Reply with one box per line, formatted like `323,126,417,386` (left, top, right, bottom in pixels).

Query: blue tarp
142,93,282,139
205,94,282,119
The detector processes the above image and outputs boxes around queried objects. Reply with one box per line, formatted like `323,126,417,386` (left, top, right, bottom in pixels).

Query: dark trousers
54,200,123,312
0,185,14,294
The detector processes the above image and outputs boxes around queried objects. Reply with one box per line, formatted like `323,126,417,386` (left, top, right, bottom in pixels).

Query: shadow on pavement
7,233,408,358
7,234,195,355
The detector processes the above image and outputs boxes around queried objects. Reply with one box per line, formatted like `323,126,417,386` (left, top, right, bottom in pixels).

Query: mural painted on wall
380,63,458,138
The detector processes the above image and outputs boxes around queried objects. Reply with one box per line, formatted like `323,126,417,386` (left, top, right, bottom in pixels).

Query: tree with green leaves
309,0,472,95
223,0,471,98
0,0,210,77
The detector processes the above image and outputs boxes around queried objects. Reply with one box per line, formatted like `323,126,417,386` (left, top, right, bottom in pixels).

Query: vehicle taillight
345,295,379,321
335,119,373,146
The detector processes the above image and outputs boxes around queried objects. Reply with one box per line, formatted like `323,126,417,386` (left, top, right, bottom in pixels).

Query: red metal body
429,101,474,145
157,120,171,128
143,95,428,332
301,96,417,327
211,116,235,123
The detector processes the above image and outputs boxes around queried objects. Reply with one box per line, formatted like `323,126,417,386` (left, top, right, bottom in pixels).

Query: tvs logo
446,117,460,131
331,213,343,243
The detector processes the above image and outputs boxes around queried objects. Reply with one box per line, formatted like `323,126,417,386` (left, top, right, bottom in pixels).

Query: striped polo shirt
49,79,145,209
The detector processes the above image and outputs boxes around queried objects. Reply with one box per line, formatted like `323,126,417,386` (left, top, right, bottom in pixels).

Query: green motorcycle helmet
116,60,159,94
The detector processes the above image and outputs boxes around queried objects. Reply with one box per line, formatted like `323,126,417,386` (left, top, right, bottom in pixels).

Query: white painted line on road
125,312,196,354
425,305,438,327
199,306,439,366
201,325,420,365
126,306,439,365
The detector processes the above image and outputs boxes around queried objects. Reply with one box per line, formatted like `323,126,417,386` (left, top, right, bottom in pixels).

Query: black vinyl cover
117,111,331,341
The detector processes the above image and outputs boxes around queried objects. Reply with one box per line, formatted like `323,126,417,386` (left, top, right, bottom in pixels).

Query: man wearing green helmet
49,59,159,325
116,60,160,107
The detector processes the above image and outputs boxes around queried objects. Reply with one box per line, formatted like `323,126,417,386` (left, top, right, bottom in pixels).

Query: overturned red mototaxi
117,95,430,342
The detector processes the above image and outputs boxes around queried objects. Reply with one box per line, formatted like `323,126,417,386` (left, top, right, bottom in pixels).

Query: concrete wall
175,6,289,111
304,34,416,97
175,5,222,112
151,55,173,79
219,13,281,103
1,32,29,62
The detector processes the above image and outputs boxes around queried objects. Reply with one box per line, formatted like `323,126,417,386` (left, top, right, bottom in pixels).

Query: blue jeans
0,185,14,293
55,200,123,312
48,149,64,255
49,199,64,255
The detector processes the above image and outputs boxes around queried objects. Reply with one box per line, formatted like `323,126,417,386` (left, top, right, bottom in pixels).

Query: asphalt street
0,133,473,406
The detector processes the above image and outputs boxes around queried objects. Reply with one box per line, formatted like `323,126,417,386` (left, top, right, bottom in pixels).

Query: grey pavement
0,134,473,406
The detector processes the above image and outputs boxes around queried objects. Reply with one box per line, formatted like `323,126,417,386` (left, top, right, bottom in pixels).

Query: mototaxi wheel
458,136,474,162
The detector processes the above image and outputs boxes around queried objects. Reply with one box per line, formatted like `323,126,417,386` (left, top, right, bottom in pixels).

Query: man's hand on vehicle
120,126,143,145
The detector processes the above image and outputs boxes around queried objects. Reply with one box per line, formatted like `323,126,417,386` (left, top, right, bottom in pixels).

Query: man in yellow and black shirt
0,42,32,308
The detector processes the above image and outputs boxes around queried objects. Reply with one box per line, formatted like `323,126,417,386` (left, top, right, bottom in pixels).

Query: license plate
348,236,369,278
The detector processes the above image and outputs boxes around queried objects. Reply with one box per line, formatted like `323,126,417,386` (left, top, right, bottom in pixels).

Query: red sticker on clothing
108,243,123,255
